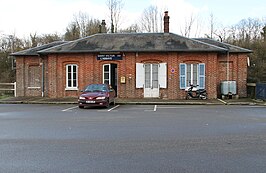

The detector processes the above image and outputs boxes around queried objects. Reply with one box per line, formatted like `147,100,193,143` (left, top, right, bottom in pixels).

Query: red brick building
12,13,251,100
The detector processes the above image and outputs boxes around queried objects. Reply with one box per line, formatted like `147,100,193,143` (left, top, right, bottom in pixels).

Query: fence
256,83,266,100
0,82,16,97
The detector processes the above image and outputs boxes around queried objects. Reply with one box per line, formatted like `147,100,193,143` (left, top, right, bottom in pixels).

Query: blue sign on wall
97,54,123,60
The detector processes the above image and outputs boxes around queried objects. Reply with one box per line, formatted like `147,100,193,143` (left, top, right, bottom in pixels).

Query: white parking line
157,106,201,109
108,105,120,112
154,105,157,112
62,106,78,112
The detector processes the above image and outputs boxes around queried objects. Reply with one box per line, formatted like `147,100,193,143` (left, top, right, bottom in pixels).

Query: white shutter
179,63,186,89
198,63,205,89
136,63,144,88
159,63,167,88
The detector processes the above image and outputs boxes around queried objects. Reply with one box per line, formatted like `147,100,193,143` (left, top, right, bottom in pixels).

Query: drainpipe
226,50,230,82
42,59,45,97
226,48,231,98
40,56,45,97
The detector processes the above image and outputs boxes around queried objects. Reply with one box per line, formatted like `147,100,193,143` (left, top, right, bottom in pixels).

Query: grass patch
0,94,12,100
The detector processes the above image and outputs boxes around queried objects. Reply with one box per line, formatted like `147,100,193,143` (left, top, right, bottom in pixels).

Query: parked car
78,84,116,108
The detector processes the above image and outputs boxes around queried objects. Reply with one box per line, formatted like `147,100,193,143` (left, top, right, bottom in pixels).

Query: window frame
103,64,111,85
179,63,205,89
65,64,78,90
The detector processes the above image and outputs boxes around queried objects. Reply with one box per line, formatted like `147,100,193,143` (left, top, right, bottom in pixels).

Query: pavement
0,96,265,106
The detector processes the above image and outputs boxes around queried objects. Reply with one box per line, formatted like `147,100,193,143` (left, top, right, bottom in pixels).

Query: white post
14,82,16,97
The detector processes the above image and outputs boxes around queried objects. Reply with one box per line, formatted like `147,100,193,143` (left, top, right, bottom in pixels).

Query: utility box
221,81,237,95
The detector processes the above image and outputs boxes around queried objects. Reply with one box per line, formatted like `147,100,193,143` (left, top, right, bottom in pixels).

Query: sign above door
97,54,123,61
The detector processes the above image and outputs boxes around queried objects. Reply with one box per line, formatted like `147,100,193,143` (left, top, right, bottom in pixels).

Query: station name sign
97,54,123,61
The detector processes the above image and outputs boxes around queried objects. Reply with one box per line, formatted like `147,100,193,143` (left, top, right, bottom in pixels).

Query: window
136,63,167,89
66,64,78,90
180,63,205,89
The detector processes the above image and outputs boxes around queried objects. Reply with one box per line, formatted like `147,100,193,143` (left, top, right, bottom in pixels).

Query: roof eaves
11,41,68,56
191,38,228,52
195,38,252,53
37,41,73,54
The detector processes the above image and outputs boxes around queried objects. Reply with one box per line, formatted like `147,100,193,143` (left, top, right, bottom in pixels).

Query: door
103,64,117,96
144,64,159,98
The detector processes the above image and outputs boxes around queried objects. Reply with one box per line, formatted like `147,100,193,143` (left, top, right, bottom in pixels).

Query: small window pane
73,66,76,72
104,65,109,71
104,73,109,79
73,80,77,87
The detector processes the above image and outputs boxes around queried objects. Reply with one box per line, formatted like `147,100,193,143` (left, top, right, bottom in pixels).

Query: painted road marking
154,105,157,112
62,106,78,112
108,105,120,112
157,106,201,109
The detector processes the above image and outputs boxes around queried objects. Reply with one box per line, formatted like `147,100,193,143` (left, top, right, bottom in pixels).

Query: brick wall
16,56,42,97
217,53,247,98
16,51,248,99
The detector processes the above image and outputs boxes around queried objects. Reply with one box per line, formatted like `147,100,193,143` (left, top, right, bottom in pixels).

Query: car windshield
84,84,108,92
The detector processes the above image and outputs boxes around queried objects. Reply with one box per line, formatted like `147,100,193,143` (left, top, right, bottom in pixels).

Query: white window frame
180,63,205,89
103,64,111,85
66,64,78,90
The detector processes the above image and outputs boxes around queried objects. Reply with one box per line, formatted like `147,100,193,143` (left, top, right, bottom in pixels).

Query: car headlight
96,96,106,100
79,96,86,99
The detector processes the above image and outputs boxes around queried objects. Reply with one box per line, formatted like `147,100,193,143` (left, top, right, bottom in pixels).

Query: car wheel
105,99,110,108
79,105,84,109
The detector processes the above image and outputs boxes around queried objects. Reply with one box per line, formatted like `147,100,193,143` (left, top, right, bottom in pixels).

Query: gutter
39,55,45,97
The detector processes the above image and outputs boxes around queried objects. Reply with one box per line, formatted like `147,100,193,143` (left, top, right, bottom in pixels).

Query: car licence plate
86,101,95,103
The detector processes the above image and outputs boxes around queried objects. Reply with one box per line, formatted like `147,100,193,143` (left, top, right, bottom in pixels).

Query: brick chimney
99,20,107,33
164,11,170,33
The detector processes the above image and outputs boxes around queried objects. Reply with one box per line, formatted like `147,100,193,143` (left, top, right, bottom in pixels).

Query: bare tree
106,0,124,33
119,24,140,33
64,12,101,41
64,22,81,41
38,33,62,44
225,18,266,82
180,14,198,38
139,5,163,33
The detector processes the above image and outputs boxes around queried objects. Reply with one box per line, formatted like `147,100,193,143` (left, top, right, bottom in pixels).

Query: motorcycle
185,84,207,100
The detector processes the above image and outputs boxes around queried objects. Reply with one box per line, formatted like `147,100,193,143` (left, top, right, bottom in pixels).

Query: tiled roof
11,41,67,56
11,33,253,56
38,33,227,54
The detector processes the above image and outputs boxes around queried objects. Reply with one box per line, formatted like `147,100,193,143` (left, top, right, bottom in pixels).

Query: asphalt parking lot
0,104,266,173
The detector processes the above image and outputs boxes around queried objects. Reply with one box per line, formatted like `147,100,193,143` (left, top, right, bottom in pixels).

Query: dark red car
78,84,116,108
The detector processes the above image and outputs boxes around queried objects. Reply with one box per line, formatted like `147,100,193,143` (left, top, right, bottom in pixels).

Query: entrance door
103,64,117,95
144,64,159,98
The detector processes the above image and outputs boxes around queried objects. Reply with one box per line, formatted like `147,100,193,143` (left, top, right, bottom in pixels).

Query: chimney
99,20,107,33
164,11,170,33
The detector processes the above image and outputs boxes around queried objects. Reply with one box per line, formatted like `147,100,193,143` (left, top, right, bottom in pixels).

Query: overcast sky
0,0,265,38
